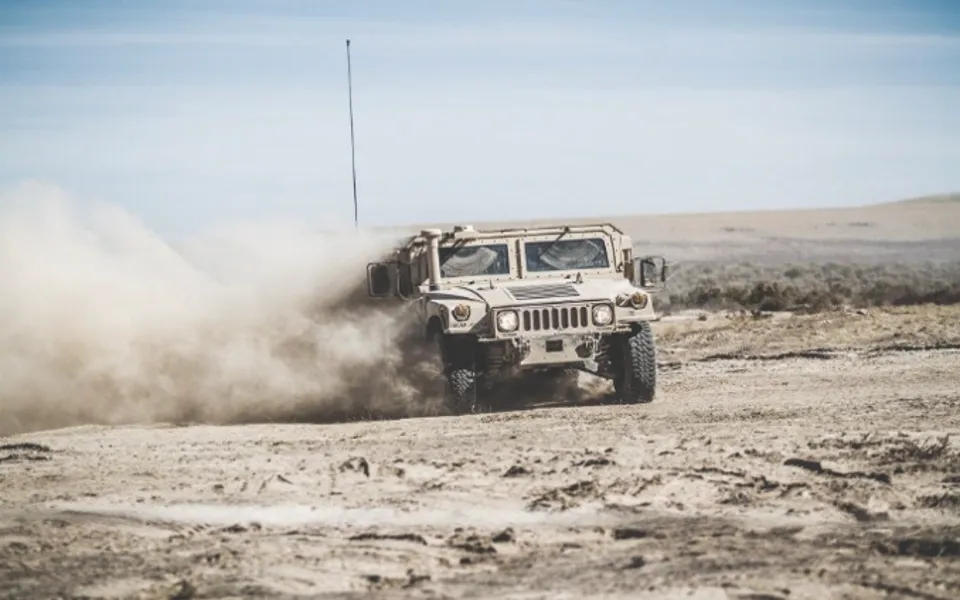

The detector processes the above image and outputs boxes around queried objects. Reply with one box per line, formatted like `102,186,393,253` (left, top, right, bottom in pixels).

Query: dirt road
2,306,959,599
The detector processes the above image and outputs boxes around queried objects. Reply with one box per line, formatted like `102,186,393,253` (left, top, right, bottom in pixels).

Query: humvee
365,223,668,414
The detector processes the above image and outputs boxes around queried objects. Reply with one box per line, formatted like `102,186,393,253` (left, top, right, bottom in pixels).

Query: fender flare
425,316,443,342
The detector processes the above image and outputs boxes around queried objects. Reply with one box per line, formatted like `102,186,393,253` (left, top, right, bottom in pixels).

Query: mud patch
696,348,846,362
0,442,54,464
527,480,604,512
349,532,428,545
783,457,891,484
808,432,960,474
917,492,960,511
874,535,960,559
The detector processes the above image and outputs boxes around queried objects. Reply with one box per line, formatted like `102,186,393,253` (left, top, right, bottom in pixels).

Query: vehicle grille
506,283,580,301
521,305,591,332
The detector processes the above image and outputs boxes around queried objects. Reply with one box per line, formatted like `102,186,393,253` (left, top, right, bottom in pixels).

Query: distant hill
882,192,960,205
359,191,960,259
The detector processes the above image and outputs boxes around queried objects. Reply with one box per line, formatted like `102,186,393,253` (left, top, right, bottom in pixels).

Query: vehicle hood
427,278,637,308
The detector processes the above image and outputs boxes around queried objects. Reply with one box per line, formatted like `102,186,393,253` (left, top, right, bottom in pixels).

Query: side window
439,244,511,277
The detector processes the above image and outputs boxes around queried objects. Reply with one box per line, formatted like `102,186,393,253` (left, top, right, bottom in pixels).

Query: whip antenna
345,38,359,229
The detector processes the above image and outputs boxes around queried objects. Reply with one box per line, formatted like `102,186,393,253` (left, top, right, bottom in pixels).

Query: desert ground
2,196,960,599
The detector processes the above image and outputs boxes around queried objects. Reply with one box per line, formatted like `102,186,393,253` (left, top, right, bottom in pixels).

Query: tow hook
510,338,531,362
575,336,598,358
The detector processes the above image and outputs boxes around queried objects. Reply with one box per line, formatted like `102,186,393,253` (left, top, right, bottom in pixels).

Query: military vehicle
365,223,668,414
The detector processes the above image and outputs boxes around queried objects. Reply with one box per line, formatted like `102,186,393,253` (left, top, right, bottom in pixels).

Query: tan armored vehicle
366,223,668,414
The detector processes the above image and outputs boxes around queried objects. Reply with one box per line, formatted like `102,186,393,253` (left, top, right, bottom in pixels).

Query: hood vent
506,283,580,301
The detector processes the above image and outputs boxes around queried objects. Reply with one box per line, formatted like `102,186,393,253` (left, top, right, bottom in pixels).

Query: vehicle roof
403,222,625,247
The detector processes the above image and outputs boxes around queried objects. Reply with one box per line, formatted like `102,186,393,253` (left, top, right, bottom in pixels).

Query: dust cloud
0,182,444,437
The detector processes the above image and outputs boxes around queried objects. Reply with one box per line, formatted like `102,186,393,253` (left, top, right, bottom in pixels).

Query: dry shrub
656,261,960,313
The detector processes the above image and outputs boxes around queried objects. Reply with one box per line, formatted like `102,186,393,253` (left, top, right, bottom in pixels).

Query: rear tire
613,322,657,404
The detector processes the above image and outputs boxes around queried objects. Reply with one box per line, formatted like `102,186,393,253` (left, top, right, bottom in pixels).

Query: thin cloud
0,31,330,48
1,22,957,51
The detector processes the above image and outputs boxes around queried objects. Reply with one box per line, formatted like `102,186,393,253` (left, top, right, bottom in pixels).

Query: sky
1,0,959,237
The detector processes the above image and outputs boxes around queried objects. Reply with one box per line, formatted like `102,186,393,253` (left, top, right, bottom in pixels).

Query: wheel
613,322,657,404
444,367,484,415
437,335,489,415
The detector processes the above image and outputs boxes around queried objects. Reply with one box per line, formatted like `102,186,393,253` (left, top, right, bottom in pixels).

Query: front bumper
500,332,604,367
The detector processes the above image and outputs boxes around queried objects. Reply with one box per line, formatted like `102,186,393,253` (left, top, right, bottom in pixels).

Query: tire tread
618,322,657,403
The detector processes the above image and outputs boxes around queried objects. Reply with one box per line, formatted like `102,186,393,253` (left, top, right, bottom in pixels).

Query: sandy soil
3,305,959,599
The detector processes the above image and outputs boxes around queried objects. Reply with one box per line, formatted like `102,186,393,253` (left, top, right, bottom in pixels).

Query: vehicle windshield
524,237,610,272
439,243,511,278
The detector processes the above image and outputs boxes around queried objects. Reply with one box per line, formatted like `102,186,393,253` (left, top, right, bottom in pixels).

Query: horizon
2,0,959,237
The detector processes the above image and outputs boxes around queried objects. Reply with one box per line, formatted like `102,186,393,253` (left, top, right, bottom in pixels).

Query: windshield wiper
536,226,571,258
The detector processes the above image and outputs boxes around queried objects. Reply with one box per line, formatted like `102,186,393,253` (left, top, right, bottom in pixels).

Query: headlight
496,310,519,332
592,304,613,326
451,303,471,321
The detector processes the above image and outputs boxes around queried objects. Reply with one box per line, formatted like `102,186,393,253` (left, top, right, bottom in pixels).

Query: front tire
445,367,485,415
613,322,657,404
438,335,488,415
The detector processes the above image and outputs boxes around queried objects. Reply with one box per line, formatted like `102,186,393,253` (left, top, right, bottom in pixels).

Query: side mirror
366,262,394,297
633,255,667,289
